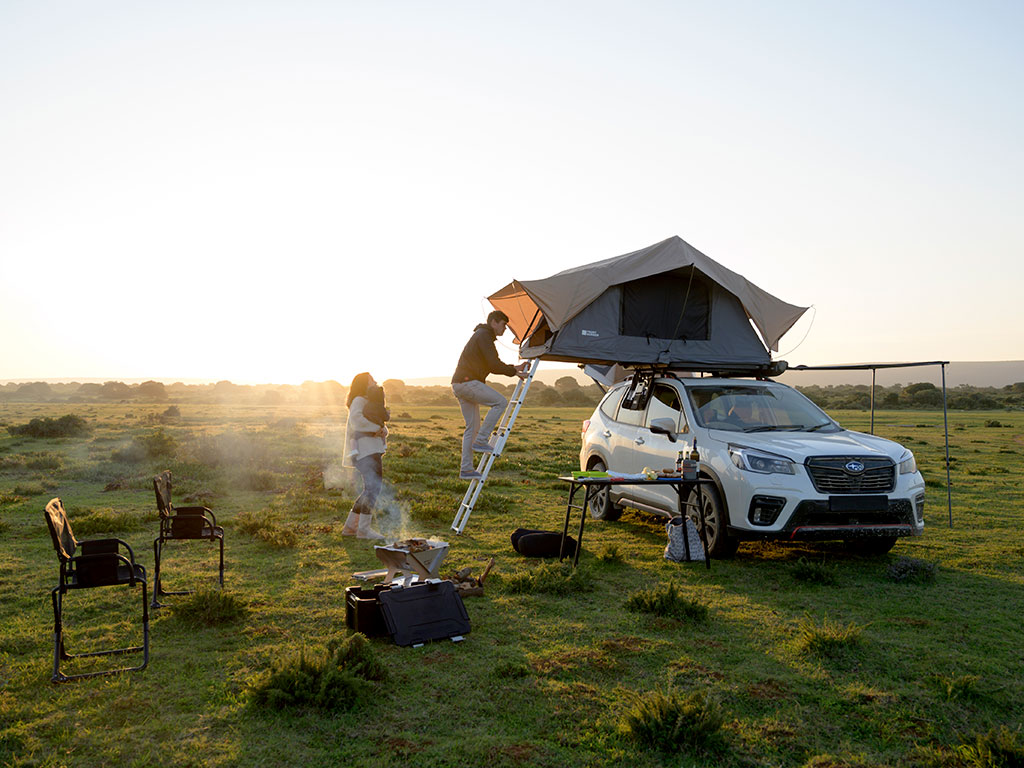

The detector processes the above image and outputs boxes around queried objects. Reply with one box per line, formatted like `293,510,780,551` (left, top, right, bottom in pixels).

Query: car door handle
602,430,612,438
634,436,645,445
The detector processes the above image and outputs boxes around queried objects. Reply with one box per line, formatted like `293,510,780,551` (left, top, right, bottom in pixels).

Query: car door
632,381,690,509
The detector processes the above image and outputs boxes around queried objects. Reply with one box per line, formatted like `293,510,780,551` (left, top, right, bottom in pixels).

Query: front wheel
587,461,623,521
686,482,738,558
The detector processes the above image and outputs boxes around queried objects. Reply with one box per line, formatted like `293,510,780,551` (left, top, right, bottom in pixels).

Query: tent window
620,271,709,340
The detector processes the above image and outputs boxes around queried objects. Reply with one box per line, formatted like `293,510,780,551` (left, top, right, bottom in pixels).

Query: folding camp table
557,475,715,569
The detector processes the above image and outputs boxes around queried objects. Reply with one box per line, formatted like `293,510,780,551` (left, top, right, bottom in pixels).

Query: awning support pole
941,363,952,527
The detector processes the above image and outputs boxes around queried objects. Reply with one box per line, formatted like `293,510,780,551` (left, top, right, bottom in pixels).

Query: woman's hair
347,372,372,407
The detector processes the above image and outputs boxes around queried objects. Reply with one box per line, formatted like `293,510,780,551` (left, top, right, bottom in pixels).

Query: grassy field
0,400,1022,767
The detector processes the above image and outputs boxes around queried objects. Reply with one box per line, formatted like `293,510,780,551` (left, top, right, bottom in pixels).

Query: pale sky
2,1,1022,386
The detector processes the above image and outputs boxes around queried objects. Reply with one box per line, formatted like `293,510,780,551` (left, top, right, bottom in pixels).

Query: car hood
704,428,908,462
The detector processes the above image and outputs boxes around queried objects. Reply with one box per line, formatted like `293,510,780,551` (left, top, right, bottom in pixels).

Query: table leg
573,487,592,567
560,483,580,562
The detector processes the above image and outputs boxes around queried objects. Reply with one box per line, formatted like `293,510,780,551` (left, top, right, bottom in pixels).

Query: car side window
617,377,650,427
646,383,688,433
599,388,624,420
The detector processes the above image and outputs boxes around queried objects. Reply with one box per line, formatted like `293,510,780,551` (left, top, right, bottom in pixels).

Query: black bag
511,528,577,559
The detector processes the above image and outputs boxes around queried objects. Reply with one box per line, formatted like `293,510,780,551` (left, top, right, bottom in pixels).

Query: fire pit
373,538,449,583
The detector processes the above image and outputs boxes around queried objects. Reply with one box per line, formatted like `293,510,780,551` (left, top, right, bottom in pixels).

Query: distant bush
8,414,89,438
251,633,386,711
619,688,725,754
112,429,178,463
625,583,709,622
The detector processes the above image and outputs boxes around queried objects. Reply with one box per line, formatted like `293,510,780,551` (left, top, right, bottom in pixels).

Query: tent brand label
581,330,600,337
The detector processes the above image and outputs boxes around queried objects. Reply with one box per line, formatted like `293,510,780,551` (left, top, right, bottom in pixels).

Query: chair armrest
71,551,141,585
81,537,138,560
175,506,217,526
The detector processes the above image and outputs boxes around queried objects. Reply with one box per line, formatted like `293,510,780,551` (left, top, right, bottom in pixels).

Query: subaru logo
844,460,865,473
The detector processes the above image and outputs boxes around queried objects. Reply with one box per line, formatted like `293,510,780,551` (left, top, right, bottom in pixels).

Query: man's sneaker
471,441,495,453
460,470,483,480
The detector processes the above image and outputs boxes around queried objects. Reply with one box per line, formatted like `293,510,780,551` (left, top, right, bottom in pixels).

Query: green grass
0,401,1022,766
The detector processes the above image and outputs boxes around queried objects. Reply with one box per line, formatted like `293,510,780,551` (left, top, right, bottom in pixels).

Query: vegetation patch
791,556,840,585
7,414,90,438
596,543,624,563
886,556,938,584
797,615,865,659
932,673,980,702
251,633,386,711
236,509,299,548
172,588,249,626
618,688,726,755
625,582,709,622
957,725,1024,767
69,507,149,535
112,429,178,462
503,561,594,595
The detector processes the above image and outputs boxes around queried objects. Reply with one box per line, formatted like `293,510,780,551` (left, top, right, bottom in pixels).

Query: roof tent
488,236,809,373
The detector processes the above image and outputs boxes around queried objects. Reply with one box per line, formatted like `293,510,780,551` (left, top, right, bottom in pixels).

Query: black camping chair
44,498,149,683
152,470,224,608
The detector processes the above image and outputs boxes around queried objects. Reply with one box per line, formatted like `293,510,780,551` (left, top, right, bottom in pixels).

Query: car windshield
686,383,841,433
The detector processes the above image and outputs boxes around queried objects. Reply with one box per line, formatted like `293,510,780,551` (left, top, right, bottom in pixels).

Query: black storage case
378,580,471,647
345,584,390,638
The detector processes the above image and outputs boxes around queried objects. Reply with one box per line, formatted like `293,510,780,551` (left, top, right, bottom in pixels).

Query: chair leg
50,580,150,683
152,537,163,608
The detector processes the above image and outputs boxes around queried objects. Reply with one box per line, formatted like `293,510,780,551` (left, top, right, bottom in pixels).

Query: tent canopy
488,235,809,370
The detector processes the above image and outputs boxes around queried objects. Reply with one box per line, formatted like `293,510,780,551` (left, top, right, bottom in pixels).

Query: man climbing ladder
451,357,539,534
450,310,529,480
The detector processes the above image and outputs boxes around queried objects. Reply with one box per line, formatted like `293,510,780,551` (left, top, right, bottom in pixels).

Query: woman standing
342,372,388,539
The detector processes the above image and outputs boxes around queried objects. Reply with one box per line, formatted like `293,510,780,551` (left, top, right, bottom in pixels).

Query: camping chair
152,470,224,608
44,498,149,683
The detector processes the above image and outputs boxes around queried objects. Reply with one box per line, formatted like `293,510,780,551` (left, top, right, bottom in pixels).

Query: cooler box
378,580,471,647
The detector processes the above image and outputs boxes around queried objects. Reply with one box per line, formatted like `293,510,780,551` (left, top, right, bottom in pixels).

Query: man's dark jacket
452,324,517,384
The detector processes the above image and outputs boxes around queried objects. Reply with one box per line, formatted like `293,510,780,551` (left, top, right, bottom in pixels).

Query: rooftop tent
488,236,809,372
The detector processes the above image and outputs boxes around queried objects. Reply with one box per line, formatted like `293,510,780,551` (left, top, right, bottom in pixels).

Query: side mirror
649,418,677,443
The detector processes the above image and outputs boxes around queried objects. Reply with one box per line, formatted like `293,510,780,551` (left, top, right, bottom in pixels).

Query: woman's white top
343,395,387,466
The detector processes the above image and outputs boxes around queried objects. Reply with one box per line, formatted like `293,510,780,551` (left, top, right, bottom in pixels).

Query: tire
686,482,739,558
587,460,623,521
844,536,898,555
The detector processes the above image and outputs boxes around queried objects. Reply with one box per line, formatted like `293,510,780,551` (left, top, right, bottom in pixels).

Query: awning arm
788,361,952,527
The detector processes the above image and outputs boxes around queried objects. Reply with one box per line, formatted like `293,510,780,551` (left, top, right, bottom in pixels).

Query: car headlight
729,446,795,475
899,452,917,474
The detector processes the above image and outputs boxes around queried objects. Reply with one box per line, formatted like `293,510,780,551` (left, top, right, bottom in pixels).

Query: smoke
323,460,417,543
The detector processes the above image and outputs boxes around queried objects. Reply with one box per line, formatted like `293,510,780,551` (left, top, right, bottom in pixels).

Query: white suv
580,373,926,557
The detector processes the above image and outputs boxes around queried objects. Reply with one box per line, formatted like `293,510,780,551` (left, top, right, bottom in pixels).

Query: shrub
932,673,980,702
957,725,1024,768
7,414,90,438
25,453,63,471
70,508,149,536
886,556,937,584
596,544,623,563
236,510,299,548
251,633,386,711
797,615,864,659
173,588,248,627
503,562,593,596
625,583,709,622
791,557,839,585
984,420,1003,428
112,429,178,463
619,688,725,754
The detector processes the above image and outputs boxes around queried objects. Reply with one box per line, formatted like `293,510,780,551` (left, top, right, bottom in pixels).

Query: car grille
805,456,895,493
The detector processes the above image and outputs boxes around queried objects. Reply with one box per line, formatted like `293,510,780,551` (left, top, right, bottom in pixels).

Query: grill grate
805,456,895,494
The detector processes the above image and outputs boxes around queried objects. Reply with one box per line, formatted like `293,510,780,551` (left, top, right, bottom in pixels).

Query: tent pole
870,368,876,435
941,363,952,527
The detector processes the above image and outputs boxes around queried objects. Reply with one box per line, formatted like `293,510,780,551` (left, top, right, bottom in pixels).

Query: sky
2,0,1022,386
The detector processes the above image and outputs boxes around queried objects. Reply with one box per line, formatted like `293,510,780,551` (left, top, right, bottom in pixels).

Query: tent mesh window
619,269,710,341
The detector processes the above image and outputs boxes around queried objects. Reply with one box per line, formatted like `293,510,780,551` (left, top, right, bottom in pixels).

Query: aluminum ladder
450,358,540,534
